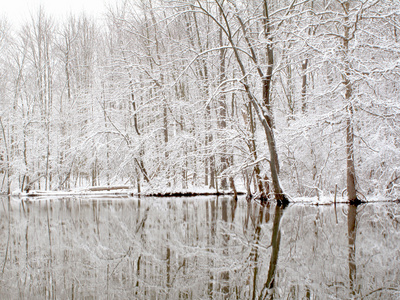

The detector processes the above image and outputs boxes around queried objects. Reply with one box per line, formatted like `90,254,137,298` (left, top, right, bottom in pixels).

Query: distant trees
0,19,10,193
11,9,56,192
0,0,399,200
302,0,400,202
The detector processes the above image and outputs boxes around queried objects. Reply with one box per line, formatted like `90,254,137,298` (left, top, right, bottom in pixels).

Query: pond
0,196,399,299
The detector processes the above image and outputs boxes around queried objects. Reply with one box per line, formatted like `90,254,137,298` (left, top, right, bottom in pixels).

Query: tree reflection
348,204,358,297
1,197,400,299
258,204,285,300
221,199,230,298
248,201,267,300
1,197,11,275
247,200,285,300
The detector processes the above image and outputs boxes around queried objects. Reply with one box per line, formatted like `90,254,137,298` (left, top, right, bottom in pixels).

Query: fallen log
146,191,245,197
86,186,131,192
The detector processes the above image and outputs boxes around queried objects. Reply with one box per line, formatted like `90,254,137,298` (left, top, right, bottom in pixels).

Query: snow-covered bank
12,186,243,200
288,196,395,205
10,187,398,205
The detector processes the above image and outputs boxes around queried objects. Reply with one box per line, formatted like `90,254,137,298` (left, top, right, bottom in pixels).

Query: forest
0,0,399,202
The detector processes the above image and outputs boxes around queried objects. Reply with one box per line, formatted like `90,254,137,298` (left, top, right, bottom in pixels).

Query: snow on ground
11,186,396,205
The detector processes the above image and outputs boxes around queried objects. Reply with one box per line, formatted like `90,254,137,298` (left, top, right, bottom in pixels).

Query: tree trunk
212,0,287,203
247,104,264,195
259,0,286,204
342,1,358,203
301,58,308,113
218,13,228,190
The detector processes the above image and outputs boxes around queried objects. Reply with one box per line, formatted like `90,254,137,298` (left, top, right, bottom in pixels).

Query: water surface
0,196,399,299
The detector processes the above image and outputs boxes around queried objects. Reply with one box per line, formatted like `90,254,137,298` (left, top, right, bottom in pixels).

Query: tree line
0,0,399,202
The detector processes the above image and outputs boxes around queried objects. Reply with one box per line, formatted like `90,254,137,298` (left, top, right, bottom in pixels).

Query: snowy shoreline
10,187,397,205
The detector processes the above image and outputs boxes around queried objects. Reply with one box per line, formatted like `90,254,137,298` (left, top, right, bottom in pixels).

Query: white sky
1,0,109,27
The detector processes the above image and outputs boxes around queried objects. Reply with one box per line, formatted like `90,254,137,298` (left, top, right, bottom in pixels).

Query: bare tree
191,0,290,203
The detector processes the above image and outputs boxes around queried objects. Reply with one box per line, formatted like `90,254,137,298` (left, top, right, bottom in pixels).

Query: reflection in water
0,197,400,299
259,204,284,300
348,204,358,297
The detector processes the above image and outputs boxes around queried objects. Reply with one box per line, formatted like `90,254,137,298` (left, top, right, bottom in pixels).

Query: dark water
0,196,399,299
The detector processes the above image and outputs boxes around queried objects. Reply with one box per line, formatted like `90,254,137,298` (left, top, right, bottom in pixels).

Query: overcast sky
1,0,108,27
